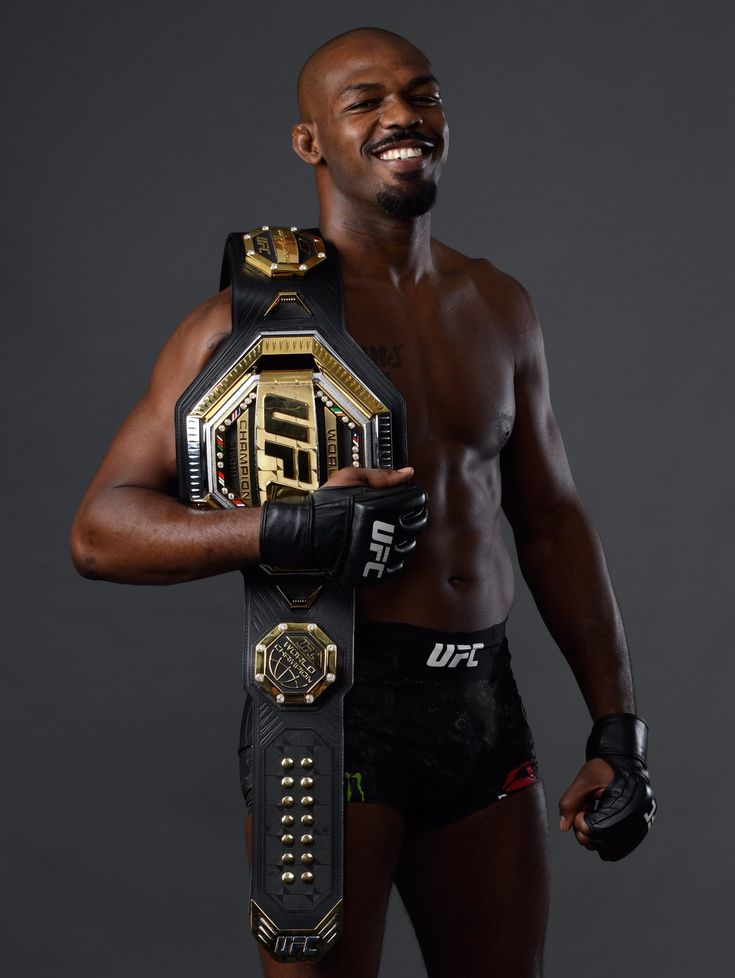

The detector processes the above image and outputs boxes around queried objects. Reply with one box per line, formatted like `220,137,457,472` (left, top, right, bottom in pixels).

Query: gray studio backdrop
3,2,732,976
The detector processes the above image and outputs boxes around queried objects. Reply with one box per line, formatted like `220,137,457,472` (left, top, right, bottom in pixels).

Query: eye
412,93,442,106
346,98,381,112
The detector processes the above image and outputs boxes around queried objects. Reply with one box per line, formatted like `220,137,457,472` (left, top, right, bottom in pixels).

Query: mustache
367,131,437,155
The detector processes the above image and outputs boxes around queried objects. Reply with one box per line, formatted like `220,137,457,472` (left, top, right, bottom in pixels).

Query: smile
377,146,425,160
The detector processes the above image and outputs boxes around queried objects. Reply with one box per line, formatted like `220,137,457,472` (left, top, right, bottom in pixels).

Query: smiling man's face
295,30,449,220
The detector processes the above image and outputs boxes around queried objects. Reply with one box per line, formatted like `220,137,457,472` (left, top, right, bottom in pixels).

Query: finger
324,466,414,488
595,829,648,862
585,816,647,851
585,778,653,838
575,829,594,849
383,559,405,578
360,466,414,486
559,782,594,827
573,812,592,836
559,759,618,830
399,504,428,533
391,535,417,556
559,791,598,830
321,470,368,488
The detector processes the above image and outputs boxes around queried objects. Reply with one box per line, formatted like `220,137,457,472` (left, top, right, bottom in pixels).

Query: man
72,26,655,978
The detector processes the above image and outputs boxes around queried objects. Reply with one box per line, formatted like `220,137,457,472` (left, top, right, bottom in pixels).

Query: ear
291,122,322,165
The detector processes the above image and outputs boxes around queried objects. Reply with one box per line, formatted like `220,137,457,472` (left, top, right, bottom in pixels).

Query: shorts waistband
353,618,508,683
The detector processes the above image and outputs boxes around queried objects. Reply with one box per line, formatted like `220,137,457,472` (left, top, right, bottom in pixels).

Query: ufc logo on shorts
362,520,395,579
274,935,319,956
426,642,484,668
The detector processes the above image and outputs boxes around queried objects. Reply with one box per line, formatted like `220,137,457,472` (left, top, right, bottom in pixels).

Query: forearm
71,485,261,585
514,501,635,720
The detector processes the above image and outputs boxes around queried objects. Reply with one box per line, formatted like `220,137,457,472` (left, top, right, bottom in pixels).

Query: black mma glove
583,713,657,861
259,482,428,587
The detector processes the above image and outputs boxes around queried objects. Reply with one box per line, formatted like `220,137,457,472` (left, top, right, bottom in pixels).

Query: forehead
320,36,435,100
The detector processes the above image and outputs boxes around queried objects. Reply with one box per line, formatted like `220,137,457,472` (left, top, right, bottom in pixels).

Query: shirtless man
72,27,655,978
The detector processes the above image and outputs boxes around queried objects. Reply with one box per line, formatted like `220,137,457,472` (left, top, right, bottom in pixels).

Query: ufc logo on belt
274,935,319,956
362,520,395,579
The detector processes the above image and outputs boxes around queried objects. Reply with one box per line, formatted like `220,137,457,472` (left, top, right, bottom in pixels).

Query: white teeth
378,146,424,160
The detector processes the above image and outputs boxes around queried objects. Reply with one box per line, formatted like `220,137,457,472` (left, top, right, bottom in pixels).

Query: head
292,28,448,222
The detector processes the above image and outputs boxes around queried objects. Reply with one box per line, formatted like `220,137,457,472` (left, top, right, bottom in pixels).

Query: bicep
82,390,179,500
500,319,579,536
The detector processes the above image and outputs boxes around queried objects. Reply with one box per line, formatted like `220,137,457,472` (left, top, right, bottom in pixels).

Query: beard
375,174,437,219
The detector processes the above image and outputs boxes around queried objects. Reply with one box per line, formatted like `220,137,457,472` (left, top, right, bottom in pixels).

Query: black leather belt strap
175,227,407,963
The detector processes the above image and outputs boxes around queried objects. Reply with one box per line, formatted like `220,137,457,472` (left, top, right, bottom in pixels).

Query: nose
379,95,422,131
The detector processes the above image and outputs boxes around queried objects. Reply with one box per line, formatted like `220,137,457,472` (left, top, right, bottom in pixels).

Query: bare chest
345,288,516,459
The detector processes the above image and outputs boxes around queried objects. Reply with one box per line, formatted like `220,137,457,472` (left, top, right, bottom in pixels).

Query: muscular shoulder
160,287,232,365
432,239,540,352
148,288,233,403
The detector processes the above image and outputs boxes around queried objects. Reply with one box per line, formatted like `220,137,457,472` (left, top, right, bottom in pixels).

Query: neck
317,195,434,287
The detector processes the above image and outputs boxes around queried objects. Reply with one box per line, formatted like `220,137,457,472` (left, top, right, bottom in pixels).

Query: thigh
395,782,550,978
245,802,406,978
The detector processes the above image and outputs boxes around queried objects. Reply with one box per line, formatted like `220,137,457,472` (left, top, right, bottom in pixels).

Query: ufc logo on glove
363,520,395,578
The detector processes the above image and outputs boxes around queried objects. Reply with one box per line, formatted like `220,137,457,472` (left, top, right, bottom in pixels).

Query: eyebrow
336,74,441,101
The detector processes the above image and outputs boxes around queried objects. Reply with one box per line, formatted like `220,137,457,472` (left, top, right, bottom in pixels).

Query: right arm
71,289,415,585
70,288,263,585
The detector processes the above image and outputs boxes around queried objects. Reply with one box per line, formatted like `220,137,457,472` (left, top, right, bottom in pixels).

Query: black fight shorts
238,619,539,834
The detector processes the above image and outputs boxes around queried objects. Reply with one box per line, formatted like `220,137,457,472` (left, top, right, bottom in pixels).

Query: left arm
500,294,634,720
500,287,637,848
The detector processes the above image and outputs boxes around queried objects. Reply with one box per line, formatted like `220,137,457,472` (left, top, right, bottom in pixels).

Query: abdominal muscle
356,490,516,632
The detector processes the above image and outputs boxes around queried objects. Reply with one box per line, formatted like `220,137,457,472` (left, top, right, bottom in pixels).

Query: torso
179,239,527,631
341,240,522,630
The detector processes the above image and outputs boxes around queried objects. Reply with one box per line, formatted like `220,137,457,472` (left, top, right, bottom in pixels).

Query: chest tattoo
360,343,404,373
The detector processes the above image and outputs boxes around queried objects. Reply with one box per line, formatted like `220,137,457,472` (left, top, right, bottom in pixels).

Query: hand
558,758,616,850
259,465,428,586
560,714,657,860
322,465,415,489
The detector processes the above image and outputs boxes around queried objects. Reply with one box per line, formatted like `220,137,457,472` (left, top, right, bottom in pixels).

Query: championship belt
175,227,407,963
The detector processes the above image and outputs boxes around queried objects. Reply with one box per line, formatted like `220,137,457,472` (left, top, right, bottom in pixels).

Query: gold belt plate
183,334,391,509
243,226,327,278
